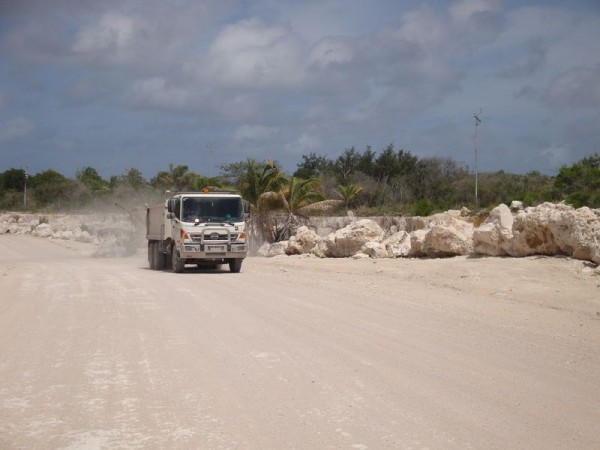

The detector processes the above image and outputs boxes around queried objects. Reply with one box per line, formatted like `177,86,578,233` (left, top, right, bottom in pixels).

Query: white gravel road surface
1,234,599,449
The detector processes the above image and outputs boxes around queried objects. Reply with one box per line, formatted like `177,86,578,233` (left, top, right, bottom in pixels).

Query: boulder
361,241,389,258
473,204,514,256
286,226,319,255
262,241,289,257
408,229,428,256
421,218,474,257
510,200,524,211
257,243,270,257
32,223,53,238
383,231,412,257
409,217,474,257
311,239,331,258
317,219,385,258
511,203,600,264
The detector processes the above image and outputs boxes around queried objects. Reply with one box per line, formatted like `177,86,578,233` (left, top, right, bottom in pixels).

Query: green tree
30,170,82,208
263,177,342,241
335,183,364,210
240,159,285,209
334,147,360,185
152,163,196,190
219,161,248,189
236,159,286,245
0,168,27,192
293,152,329,179
76,166,108,194
120,168,147,190
554,154,600,207
356,146,377,177
191,175,226,191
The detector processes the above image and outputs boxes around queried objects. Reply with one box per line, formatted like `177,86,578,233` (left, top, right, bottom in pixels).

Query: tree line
1,147,599,219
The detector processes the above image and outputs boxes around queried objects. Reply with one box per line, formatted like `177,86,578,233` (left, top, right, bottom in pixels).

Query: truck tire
148,242,157,269
172,248,185,273
229,258,243,273
154,244,165,270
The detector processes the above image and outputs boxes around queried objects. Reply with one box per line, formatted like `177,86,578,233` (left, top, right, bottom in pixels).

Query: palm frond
296,199,343,216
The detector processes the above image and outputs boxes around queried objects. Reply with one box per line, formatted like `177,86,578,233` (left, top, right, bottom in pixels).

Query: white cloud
307,37,355,68
234,124,278,141
395,6,447,46
0,117,34,143
450,0,501,23
544,65,600,110
203,18,307,89
284,132,321,155
129,77,190,110
73,11,137,53
498,39,547,78
540,143,570,169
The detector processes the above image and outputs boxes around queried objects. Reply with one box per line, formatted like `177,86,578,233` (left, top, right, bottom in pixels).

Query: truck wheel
148,242,157,269
154,244,165,270
229,258,243,273
172,248,185,273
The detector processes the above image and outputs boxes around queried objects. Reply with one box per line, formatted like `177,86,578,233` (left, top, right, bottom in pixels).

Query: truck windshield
182,197,243,223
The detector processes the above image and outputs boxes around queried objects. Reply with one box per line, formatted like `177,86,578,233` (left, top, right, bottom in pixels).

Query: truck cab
146,190,249,273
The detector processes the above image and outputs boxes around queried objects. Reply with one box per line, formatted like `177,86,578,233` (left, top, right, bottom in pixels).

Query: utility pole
473,110,482,208
23,167,28,209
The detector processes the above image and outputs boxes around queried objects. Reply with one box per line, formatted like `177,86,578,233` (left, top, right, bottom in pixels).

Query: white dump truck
146,190,249,273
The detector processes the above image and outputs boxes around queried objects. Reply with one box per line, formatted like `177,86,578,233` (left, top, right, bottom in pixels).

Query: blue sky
1,0,599,179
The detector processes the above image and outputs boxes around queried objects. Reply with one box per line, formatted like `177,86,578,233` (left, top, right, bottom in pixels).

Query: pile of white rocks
258,203,600,265
0,212,142,257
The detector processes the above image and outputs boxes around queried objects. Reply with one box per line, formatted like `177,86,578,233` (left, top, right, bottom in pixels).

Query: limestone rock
383,231,411,258
409,229,428,256
361,241,389,258
317,219,385,258
510,200,524,211
286,226,319,255
32,223,53,238
511,203,600,264
422,218,474,257
266,241,289,257
257,243,270,257
473,204,514,256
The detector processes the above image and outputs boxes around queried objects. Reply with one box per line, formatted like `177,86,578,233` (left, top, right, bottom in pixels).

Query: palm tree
335,183,363,210
240,159,285,207
239,159,286,246
262,177,342,241
153,164,195,190
192,175,226,191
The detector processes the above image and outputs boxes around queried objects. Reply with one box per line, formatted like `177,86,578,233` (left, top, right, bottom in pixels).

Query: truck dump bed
146,203,166,241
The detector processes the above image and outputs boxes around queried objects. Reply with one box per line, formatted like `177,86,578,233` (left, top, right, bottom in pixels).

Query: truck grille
190,233,238,243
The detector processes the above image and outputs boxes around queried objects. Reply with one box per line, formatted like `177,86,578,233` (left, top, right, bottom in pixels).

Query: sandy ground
0,234,599,450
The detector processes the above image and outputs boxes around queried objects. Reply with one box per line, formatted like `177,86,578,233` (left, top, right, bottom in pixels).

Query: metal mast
473,110,482,208
23,167,28,209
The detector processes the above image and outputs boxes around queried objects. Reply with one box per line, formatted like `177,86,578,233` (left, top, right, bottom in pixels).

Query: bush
413,199,436,217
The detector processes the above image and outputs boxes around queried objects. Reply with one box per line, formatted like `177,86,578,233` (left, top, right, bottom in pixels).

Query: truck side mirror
243,200,250,214
167,199,175,213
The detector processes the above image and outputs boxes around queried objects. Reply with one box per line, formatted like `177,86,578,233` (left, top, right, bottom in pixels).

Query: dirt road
1,234,599,449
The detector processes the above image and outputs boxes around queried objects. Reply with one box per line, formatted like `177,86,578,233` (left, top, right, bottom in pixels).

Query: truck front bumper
180,243,247,259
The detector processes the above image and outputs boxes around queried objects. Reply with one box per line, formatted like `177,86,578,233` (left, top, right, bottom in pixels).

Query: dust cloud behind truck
146,190,249,273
